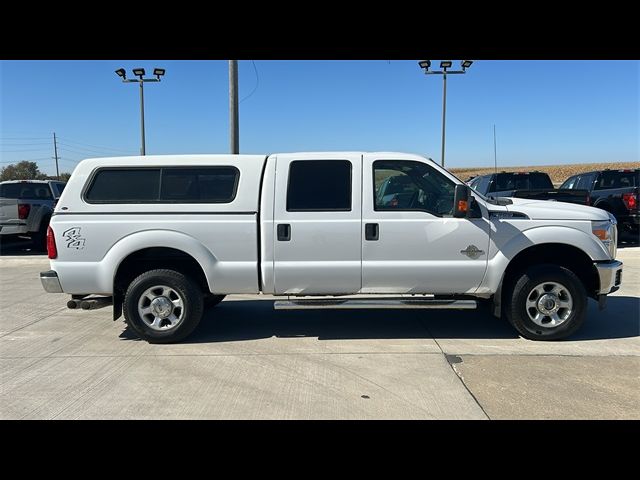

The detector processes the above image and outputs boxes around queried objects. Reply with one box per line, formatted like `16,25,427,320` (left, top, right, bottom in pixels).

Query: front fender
479,225,609,294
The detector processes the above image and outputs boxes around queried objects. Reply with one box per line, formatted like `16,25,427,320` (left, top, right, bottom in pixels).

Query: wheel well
114,247,210,296
502,243,599,299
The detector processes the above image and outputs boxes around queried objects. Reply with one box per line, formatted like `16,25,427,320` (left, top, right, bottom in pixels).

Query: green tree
0,161,47,181
57,172,72,182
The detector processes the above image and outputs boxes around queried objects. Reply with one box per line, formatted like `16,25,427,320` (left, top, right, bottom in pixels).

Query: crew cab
0,180,66,250
469,171,589,205
40,153,623,343
560,169,639,235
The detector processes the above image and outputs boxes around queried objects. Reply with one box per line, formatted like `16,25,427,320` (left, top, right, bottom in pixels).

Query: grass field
450,161,639,185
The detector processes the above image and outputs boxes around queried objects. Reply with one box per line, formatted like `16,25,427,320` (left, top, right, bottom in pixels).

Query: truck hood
504,197,611,221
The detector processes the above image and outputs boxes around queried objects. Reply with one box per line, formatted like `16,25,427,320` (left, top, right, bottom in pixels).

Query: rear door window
595,171,638,190
286,160,352,211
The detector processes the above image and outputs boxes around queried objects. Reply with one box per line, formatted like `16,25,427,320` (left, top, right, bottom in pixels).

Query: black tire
32,216,50,252
204,294,226,308
505,264,587,341
123,269,204,343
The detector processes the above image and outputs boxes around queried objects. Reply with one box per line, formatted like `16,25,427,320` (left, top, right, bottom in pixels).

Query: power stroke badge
62,227,86,250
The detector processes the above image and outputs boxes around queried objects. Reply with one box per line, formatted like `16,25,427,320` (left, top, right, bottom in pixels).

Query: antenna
493,124,498,174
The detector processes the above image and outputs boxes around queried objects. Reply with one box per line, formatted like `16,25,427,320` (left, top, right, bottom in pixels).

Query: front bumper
595,260,623,295
40,270,63,293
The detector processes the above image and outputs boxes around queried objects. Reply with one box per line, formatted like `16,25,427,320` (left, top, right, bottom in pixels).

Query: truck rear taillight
622,193,637,211
47,226,57,259
18,203,30,219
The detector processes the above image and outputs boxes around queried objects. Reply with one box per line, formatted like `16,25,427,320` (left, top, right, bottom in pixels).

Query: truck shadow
167,295,639,343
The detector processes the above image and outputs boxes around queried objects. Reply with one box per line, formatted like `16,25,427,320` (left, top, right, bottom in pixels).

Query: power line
0,147,50,153
240,60,260,104
0,158,50,164
58,144,131,157
0,141,52,146
0,136,50,141
57,137,136,153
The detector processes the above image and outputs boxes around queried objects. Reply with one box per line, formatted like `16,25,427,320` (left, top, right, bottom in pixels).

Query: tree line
0,161,72,182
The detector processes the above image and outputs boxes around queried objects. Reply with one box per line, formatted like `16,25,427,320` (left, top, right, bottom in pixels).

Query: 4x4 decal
62,227,86,250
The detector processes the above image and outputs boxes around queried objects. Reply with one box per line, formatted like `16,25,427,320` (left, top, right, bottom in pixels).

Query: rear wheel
123,269,204,343
505,264,587,340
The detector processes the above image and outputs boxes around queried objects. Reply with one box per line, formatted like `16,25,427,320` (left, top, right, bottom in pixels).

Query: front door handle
277,224,291,241
365,223,379,241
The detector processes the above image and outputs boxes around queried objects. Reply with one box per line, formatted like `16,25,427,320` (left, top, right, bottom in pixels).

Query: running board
274,298,477,310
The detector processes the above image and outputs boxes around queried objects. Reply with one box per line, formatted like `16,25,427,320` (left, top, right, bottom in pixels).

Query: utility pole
52,132,60,179
229,60,239,154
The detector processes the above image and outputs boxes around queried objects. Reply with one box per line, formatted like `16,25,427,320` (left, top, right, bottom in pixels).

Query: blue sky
1,60,638,175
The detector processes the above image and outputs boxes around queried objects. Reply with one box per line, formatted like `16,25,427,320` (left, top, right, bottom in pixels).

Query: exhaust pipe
67,299,80,309
80,297,113,310
67,296,112,310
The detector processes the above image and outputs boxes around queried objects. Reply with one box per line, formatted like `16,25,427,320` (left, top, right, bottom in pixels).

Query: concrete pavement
0,243,638,419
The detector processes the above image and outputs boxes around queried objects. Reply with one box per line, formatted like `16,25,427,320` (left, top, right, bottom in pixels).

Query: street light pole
418,60,473,168
115,67,166,156
139,80,146,155
440,72,447,168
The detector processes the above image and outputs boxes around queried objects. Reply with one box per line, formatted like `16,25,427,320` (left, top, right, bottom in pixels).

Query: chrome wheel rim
525,281,573,328
137,285,185,331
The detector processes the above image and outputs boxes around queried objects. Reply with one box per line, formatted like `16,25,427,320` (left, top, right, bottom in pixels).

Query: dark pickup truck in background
560,169,639,235
468,171,590,205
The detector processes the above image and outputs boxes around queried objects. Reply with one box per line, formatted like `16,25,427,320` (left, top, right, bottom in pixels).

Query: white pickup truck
40,152,623,343
1,180,66,250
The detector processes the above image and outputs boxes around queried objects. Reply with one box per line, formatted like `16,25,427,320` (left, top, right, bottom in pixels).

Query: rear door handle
365,223,379,241
277,224,291,241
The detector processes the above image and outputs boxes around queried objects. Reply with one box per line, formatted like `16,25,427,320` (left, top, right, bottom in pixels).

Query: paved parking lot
1,239,638,419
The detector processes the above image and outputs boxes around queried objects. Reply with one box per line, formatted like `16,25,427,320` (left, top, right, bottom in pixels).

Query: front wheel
123,269,204,343
505,264,587,341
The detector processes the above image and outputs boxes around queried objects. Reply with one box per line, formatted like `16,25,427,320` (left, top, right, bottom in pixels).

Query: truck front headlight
592,219,617,258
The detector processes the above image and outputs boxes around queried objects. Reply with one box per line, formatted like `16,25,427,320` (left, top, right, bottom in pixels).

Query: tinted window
0,183,53,200
287,160,352,211
85,167,240,203
529,173,553,189
576,173,596,190
494,173,552,191
373,160,456,216
595,171,639,190
51,182,66,197
160,167,239,203
475,175,492,194
86,169,160,202
560,176,577,189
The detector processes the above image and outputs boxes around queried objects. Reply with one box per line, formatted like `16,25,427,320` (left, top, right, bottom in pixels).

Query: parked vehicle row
40,153,623,344
467,169,639,234
0,180,66,250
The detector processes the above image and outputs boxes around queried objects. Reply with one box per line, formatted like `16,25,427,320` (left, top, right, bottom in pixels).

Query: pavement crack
418,318,491,420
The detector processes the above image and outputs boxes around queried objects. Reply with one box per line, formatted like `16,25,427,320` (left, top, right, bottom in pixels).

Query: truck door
273,153,362,295
362,155,490,294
